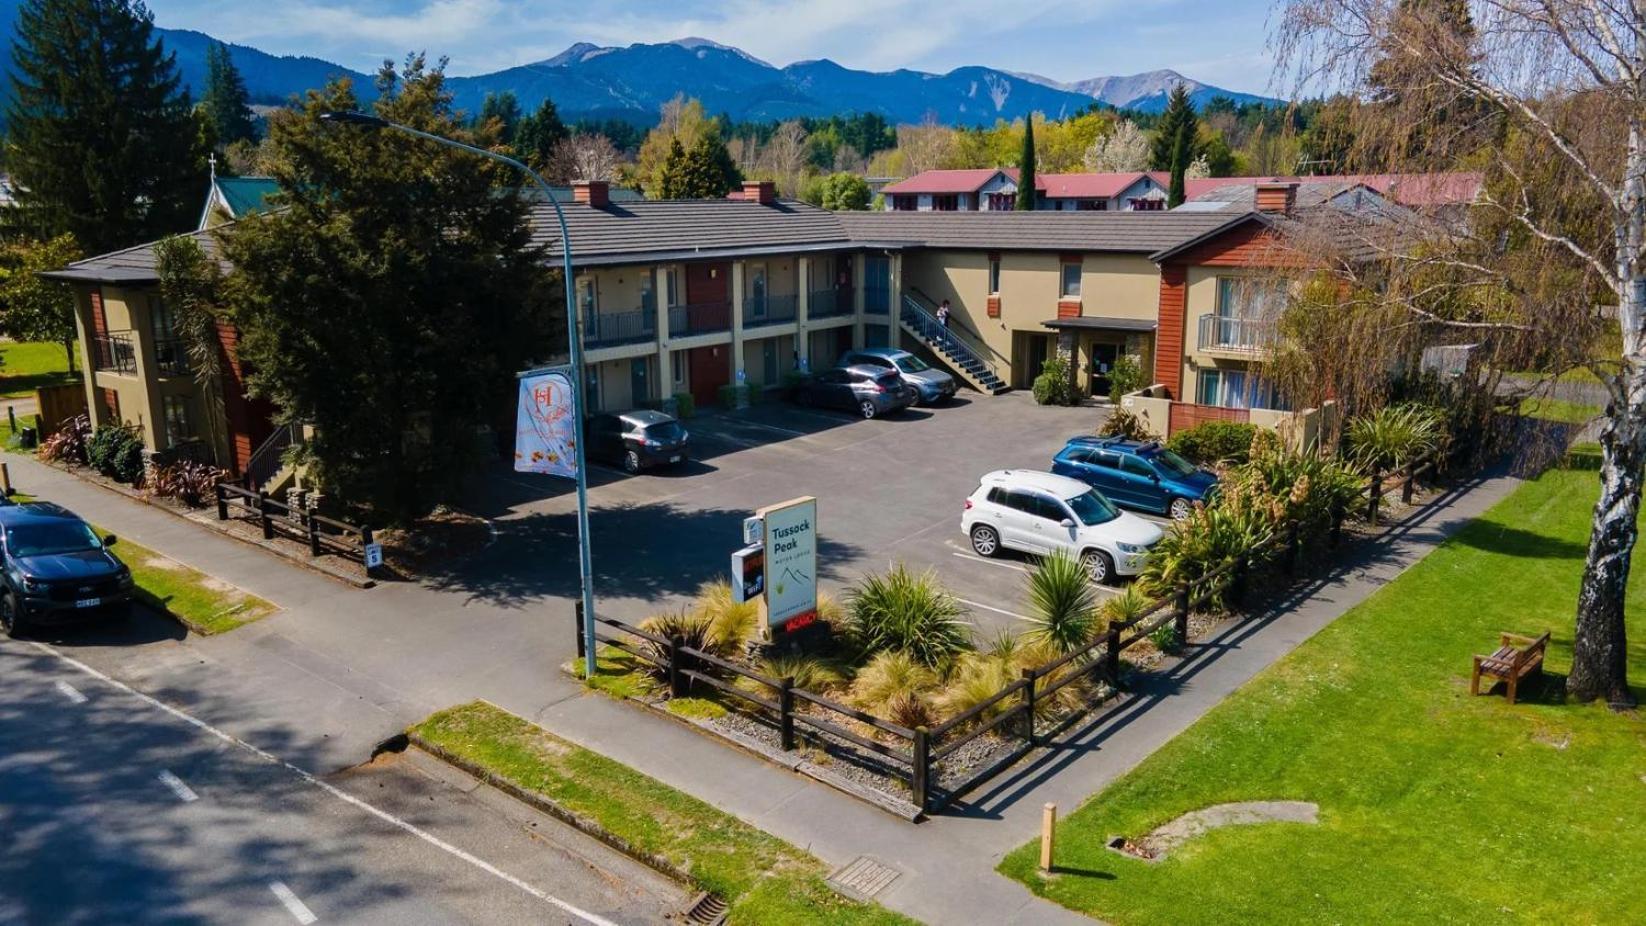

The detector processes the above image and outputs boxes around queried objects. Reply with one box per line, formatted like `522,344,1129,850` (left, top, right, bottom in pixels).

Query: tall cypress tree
1149,85,1199,172
1168,131,1189,207
6,0,202,253
203,41,256,147
514,97,567,172
479,91,522,144
1015,116,1037,210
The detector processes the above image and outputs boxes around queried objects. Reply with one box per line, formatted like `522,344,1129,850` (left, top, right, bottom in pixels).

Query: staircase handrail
901,296,998,381
906,286,1012,369
245,422,302,491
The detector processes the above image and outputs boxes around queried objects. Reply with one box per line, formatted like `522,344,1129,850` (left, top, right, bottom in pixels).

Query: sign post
758,496,818,640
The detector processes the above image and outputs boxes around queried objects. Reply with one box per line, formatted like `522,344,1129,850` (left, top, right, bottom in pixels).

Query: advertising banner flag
515,367,578,478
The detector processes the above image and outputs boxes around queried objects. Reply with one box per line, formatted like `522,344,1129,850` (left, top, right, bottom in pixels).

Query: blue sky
145,0,1279,95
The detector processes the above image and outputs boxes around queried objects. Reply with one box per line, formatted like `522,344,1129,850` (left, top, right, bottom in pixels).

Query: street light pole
320,111,599,678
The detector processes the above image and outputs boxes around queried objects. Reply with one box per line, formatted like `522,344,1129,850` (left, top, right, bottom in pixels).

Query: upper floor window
989,257,1001,295
1061,261,1082,298
1216,277,1288,321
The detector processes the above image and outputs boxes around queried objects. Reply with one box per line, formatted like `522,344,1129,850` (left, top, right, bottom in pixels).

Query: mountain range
0,3,1278,126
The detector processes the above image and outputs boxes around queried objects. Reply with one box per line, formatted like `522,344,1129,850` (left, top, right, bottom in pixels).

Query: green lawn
1519,397,1602,425
1001,466,1646,925
411,701,918,926
111,532,277,634
0,340,80,398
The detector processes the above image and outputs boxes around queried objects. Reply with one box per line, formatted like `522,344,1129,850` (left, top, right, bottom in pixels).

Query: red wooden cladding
1154,265,1186,396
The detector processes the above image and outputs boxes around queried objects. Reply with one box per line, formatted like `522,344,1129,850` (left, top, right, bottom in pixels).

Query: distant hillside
0,12,1277,127
1019,68,1280,113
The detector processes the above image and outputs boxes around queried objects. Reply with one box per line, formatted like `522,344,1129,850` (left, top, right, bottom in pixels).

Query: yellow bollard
1040,802,1057,873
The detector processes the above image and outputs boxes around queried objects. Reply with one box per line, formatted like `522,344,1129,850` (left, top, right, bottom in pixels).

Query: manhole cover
827,856,900,900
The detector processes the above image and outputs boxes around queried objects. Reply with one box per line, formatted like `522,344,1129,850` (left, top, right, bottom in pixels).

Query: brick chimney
741,180,777,206
572,180,609,208
1254,182,1297,215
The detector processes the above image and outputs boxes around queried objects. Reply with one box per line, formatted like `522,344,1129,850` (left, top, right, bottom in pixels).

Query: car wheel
623,450,642,474
1,591,24,639
1081,550,1115,585
859,400,878,420
971,524,1001,558
1169,497,1194,520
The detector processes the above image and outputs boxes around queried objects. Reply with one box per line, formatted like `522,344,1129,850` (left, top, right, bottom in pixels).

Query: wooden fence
215,482,380,578
577,446,1447,816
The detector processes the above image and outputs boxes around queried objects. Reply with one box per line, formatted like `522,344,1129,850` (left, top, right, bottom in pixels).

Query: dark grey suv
0,501,134,637
796,365,916,419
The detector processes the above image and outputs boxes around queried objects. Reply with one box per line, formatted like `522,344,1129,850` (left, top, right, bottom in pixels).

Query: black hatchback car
585,409,691,473
0,500,133,637
796,365,917,419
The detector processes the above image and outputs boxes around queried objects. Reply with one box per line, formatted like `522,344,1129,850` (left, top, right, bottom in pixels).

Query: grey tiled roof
42,226,223,284
530,198,864,266
835,210,1247,254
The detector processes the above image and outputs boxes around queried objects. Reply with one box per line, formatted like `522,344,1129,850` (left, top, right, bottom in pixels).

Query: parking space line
955,597,1033,622
269,881,318,925
157,770,199,803
951,551,1032,575
54,680,87,704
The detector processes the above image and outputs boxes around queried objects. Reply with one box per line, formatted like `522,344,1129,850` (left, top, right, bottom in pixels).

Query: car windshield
1064,490,1120,526
644,421,684,442
1150,449,1198,478
895,355,931,374
9,522,103,558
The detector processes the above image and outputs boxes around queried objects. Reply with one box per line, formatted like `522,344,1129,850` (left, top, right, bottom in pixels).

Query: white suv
962,470,1165,584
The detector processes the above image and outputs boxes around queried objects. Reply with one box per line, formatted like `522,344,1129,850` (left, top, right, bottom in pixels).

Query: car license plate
670,454,681,463
75,597,101,608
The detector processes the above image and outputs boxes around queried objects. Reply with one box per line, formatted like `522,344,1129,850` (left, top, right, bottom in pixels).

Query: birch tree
1277,0,1642,705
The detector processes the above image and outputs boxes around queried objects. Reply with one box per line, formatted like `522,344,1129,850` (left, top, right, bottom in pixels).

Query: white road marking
955,597,1033,622
53,680,86,704
29,642,624,926
157,770,199,803
951,551,1032,575
717,418,809,438
269,881,318,925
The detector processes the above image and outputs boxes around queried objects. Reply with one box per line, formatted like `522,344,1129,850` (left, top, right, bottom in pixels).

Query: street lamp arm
319,109,598,678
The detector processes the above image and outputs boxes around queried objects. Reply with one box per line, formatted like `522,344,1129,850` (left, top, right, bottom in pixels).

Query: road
0,638,685,925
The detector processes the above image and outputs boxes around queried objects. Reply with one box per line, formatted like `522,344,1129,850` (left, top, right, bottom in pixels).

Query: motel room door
687,345,730,408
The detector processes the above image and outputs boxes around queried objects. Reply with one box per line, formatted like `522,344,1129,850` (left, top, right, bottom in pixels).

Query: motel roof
837,210,1246,254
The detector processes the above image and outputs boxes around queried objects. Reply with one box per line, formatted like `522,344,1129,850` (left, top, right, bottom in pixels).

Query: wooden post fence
779,677,796,750
574,600,586,662
911,727,930,812
1020,667,1038,747
258,490,273,539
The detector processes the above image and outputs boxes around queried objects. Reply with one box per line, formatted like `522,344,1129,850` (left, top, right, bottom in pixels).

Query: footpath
5,451,1521,925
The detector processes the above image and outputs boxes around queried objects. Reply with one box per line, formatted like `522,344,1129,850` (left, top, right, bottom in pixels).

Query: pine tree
657,138,690,199
203,41,255,146
1149,85,1199,172
1015,116,1037,210
219,56,554,522
514,97,567,173
1168,131,1189,207
479,91,521,144
6,0,204,253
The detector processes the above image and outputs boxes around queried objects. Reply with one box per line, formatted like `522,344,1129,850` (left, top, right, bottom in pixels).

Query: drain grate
826,856,901,901
680,891,728,925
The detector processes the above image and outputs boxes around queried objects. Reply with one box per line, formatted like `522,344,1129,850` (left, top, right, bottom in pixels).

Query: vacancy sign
760,496,818,635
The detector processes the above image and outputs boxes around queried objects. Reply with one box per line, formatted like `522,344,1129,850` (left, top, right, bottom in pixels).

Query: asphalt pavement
0,638,685,925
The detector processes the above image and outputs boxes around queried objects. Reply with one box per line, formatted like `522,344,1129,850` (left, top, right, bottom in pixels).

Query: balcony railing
1198,313,1278,353
153,337,190,376
744,292,798,326
808,286,854,319
668,301,732,338
583,308,656,348
92,331,138,374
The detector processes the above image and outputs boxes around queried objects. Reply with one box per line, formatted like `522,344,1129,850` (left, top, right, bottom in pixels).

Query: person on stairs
936,300,951,348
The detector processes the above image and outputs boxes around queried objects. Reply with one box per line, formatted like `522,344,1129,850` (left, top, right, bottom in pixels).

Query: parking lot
474,390,1173,639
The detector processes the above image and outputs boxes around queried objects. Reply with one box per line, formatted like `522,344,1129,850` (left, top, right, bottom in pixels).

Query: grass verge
1518,396,1602,425
1000,465,1646,925
410,700,918,926
105,530,276,634
0,340,81,398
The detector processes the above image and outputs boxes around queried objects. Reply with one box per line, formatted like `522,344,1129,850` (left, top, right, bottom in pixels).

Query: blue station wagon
1051,436,1219,520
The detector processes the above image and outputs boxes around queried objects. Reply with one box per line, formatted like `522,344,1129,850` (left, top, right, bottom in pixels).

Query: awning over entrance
1040,316,1157,331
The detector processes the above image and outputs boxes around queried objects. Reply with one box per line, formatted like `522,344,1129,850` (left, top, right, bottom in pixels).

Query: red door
685,262,729,306
688,345,730,408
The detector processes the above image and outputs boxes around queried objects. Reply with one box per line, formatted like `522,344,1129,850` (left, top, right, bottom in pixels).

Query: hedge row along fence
579,445,1451,817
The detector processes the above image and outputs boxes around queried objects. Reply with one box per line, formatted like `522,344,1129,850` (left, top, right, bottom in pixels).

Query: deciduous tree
0,233,82,371
1083,120,1151,172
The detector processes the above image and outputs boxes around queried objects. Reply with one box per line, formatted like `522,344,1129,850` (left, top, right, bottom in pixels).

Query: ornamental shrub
1108,353,1145,402
86,425,144,483
1032,357,1078,406
1166,420,1259,464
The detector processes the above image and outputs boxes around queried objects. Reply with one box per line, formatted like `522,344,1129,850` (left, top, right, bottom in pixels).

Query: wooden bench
1470,631,1550,705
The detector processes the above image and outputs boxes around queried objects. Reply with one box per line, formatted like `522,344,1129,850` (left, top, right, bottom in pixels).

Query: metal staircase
243,423,305,494
899,295,1009,395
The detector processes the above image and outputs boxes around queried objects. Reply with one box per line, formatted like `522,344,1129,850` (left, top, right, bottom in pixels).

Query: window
639,273,656,313
747,264,767,318
1033,495,1071,522
1128,198,1165,211
1061,261,1082,298
1066,490,1119,525
932,194,960,211
1078,200,1108,211
1196,368,1288,410
665,267,681,307
1151,449,1198,478
1216,277,1287,321
1004,490,1041,516
986,192,1016,210
988,257,1001,295
671,350,685,386
162,394,193,444
577,277,597,325
988,486,1010,506
892,195,917,211
1120,456,1155,478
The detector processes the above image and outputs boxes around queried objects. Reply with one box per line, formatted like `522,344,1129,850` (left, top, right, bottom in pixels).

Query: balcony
583,308,656,348
669,301,732,338
153,337,190,376
92,331,138,374
743,292,798,326
1198,313,1277,354
808,287,854,320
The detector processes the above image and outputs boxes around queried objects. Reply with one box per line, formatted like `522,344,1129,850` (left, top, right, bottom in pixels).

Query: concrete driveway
460,391,1157,638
